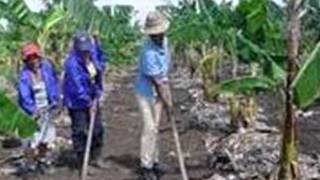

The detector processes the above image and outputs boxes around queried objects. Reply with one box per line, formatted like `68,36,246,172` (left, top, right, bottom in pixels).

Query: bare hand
91,99,98,114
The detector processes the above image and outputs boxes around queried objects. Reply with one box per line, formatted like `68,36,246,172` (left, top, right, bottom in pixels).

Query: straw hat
144,11,170,35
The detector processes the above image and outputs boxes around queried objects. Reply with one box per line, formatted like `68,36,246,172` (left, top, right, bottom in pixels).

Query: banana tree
169,0,238,99
37,3,68,52
199,47,226,100
211,39,320,180
0,0,67,66
211,76,276,128
169,1,280,129
212,0,320,177
278,0,301,178
0,90,38,138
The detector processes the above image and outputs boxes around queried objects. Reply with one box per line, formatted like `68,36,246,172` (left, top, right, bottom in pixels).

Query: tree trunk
278,0,301,179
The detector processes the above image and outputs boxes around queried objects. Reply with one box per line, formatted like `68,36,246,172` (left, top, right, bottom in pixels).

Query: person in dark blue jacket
63,31,108,170
18,42,59,167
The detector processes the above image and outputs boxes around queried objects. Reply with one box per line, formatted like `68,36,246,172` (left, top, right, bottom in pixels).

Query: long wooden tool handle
81,103,97,180
169,112,189,180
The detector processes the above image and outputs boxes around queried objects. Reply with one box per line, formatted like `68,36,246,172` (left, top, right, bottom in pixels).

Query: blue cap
74,31,93,52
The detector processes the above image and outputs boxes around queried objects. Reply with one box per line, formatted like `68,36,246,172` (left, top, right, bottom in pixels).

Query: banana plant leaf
292,43,320,109
0,65,18,85
237,32,286,82
265,59,286,83
0,90,38,138
211,76,276,97
38,4,68,48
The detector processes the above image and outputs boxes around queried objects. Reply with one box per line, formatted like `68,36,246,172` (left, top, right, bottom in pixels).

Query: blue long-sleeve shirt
18,59,60,116
135,38,171,103
63,45,108,110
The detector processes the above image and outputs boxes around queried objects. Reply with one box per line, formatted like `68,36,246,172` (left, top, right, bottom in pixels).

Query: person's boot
139,167,157,180
89,158,111,169
75,158,98,177
153,162,172,179
73,153,83,170
89,148,111,169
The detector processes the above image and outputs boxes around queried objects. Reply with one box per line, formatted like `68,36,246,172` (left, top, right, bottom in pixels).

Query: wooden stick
168,111,189,180
81,101,97,180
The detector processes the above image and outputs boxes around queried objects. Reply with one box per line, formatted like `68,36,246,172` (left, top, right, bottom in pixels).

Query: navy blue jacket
63,45,107,110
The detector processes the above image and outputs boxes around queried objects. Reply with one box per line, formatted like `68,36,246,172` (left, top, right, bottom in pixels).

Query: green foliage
55,1,142,65
0,0,142,138
37,3,68,49
98,6,142,65
0,65,18,84
302,0,320,53
237,32,286,82
169,0,236,54
0,0,141,67
199,48,225,99
0,0,33,59
211,76,275,97
0,91,38,138
235,0,286,62
292,43,320,109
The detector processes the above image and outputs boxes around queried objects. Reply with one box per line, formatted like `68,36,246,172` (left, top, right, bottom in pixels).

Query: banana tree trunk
278,0,301,179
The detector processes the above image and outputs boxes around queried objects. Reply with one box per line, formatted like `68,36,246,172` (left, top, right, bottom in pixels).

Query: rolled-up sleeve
142,52,168,83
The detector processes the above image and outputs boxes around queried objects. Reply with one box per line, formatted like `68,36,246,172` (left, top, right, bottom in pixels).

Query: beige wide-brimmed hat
144,11,170,35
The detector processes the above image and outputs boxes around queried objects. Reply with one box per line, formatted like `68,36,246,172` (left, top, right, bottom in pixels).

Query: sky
94,0,181,22
24,0,284,22
24,0,181,22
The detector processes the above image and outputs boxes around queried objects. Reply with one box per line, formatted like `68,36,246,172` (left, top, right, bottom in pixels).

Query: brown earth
0,68,212,180
0,67,320,180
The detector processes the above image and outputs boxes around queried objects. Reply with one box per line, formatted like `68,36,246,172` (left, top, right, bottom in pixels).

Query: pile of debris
172,67,320,180
204,130,320,180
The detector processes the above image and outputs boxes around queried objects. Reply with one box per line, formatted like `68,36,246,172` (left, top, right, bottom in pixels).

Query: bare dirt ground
0,67,320,180
0,68,212,180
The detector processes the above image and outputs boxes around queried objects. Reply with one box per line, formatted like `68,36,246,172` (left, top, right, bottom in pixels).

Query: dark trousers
68,107,104,162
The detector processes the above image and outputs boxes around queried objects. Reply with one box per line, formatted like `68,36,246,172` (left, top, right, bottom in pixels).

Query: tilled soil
1,67,320,180
0,68,212,180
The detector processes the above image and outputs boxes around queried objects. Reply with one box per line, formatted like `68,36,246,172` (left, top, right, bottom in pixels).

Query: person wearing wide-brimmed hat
135,11,173,180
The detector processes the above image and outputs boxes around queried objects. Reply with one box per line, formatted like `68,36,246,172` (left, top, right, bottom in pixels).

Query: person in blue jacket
63,31,108,170
18,42,59,167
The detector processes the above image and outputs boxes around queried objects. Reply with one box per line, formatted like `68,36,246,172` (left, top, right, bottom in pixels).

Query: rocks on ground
172,67,320,180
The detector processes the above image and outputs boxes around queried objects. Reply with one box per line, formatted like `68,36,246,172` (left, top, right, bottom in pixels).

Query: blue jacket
18,59,60,116
63,45,108,110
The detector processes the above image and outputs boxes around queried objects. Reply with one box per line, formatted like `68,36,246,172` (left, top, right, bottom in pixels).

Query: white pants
136,95,163,169
26,111,56,149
